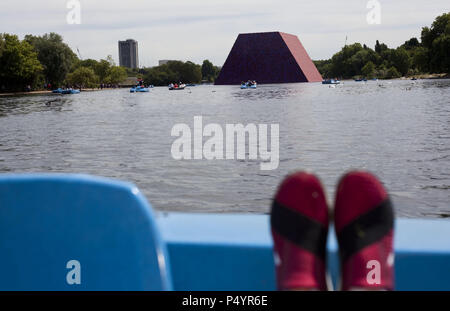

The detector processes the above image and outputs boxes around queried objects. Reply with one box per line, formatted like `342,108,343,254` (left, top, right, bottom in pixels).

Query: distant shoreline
337,73,449,81
0,88,117,97
1,75,448,97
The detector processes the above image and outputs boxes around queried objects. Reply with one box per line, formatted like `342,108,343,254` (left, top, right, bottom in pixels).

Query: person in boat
271,170,394,291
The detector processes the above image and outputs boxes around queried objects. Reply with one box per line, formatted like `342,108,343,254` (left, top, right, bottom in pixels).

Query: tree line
314,12,449,79
0,33,128,92
0,32,221,92
127,59,220,86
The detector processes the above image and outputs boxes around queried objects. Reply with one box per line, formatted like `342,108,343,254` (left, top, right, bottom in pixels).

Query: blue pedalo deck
157,212,450,291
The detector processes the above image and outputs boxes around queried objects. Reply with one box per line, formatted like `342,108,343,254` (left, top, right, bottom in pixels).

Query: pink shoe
334,171,395,290
270,172,329,290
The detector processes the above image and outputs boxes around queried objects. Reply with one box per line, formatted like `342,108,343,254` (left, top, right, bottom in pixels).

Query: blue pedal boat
322,79,340,85
241,83,257,89
61,89,80,94
0,174,449,290
53,88,80,94
130,86,150,93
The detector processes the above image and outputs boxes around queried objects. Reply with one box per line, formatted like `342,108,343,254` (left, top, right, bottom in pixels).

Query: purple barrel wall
215,32,322,85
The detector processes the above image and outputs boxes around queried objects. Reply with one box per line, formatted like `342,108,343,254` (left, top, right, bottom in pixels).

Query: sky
0,0,448,67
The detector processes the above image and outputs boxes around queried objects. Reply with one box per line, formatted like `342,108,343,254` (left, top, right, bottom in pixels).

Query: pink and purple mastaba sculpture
215,31,322,85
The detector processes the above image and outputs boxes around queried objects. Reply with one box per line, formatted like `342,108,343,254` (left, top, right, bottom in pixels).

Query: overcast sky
0,0,448,67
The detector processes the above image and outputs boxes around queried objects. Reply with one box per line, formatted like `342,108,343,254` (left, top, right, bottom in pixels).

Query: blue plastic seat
0,174,172,290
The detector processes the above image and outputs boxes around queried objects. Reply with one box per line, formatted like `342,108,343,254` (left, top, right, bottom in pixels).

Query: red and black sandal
270,172,329,290
334,171,395,290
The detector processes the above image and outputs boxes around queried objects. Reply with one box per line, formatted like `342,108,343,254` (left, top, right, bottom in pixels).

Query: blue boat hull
131,87,149,93
60,89,80,94
241,85,257,89
322,79,340,84
159,213,450,290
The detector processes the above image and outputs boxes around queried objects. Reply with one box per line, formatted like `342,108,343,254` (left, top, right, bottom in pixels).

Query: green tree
390,47,411,76
402,37,420,50
25,33,77,87
201,59,219,82
0,34,5,58
65,67,98,89
385,66,401,79
421,12,450,73
329,43,364,78
375,40,388,54
314,59,332,78
431,34,450,73
179,61,202,83
326,43,382,78
77,58,99,70
125,67,139,77
411,46,429,72
72,57,117,83
361,61,376,78
144,69,172,86
421,13,450,48
95,59,111,82
0,33,43,91
349,49,380,76
105,66,127,84
143,60,202,86
315,13,449,79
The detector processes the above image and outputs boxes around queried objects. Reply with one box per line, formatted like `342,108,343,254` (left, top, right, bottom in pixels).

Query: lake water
0,79,449,218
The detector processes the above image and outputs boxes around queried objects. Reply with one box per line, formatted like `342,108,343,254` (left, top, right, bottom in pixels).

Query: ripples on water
0,79,449,218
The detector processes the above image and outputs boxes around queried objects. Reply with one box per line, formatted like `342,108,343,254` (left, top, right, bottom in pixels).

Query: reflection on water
232,85,304,100
0,96,73,116
0,79,449,218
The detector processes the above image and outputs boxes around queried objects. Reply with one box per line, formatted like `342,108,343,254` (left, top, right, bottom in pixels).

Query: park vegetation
0,30,220,92
136,59,220,86
0,32,128,91
314,12,450,79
